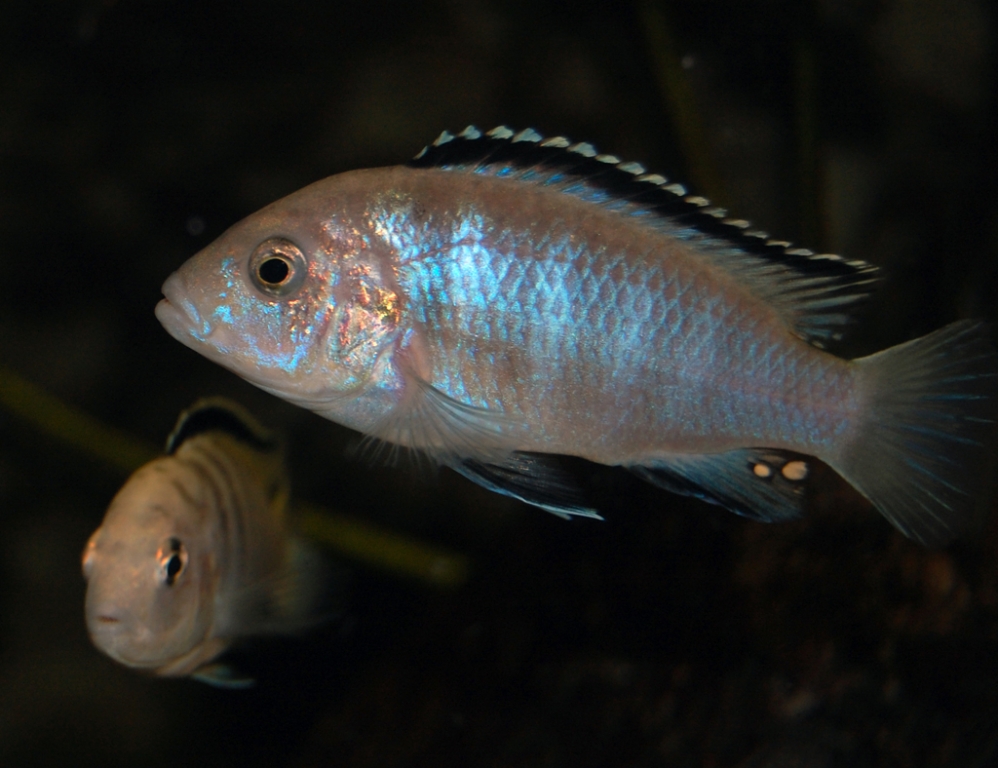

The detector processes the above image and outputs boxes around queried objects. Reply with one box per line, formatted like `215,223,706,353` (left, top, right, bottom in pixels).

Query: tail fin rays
833,321,998,545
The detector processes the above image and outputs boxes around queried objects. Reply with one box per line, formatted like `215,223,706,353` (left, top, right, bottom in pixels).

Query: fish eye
248,238,308,299
157,537,188,587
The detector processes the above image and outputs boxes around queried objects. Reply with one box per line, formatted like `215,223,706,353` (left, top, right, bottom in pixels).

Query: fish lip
156,272,211,343
86,615,175,670
155,278,274,387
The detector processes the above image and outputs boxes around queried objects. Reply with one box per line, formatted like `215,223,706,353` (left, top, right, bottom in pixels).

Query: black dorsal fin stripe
167,398,278,455
407,125,879,314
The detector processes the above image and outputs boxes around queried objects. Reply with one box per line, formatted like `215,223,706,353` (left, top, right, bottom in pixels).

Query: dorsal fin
166,397,277,455
408,125,880,345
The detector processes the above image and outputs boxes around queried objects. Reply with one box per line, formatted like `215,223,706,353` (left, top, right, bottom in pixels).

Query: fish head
82,459,219,675
156,174,405,413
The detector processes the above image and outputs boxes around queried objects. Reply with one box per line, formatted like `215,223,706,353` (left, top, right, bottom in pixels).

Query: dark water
1,1,997,766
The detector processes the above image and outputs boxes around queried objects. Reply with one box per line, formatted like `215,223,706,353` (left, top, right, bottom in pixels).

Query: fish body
82,399,321,683
156,126,997,544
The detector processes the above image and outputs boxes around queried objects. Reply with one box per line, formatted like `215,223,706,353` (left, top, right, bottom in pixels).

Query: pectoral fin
368,374,602,519
369,373,522,464
631,449,809,522
190,663,256,690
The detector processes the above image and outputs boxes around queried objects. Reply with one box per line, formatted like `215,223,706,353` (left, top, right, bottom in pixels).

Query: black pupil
165,554,182,584
258,256,291,285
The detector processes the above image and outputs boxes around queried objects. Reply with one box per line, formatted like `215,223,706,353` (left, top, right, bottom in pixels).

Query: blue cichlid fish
156,126,997,545
82,399,322,687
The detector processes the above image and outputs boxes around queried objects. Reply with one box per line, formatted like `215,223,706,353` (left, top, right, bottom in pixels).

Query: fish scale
395,186,845,461
444,187,820,452
157,126,998,544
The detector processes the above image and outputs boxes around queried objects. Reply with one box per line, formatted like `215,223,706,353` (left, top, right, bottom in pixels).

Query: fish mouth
85,614,155,669
155,272,211,347
86,609,194,671
155,271,284,388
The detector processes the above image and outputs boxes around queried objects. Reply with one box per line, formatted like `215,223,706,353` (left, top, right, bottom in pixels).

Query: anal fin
452,452,603,520
631,448,810,522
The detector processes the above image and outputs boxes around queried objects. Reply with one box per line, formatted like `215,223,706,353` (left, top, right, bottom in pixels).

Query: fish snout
156,272,208,342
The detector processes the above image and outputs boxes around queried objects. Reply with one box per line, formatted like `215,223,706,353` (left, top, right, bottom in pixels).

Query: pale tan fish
82,399,322,687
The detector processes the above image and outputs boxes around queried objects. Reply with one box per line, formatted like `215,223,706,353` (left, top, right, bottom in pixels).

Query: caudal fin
834,321,998,545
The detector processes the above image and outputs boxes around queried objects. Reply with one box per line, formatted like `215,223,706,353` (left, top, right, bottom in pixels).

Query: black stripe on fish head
167,398,278,455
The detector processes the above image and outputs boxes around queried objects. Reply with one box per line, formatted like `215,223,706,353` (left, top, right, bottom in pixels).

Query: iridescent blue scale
385,189,849,464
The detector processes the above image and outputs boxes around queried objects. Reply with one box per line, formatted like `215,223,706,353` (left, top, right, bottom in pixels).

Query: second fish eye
249,238,308,298
158,538,187,587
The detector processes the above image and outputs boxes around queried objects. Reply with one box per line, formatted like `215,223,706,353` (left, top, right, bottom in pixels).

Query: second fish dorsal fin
409,126,879,346
166,397,278,455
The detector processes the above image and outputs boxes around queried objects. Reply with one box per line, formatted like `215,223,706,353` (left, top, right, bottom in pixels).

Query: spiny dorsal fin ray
166,397,278,455
409,126,880,345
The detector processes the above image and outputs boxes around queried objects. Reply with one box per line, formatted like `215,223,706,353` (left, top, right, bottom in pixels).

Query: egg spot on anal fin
753,454,808,483
781,460,808,481
630,448,809,523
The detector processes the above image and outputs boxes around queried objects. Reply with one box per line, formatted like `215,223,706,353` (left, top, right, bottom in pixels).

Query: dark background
1,1,997,765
